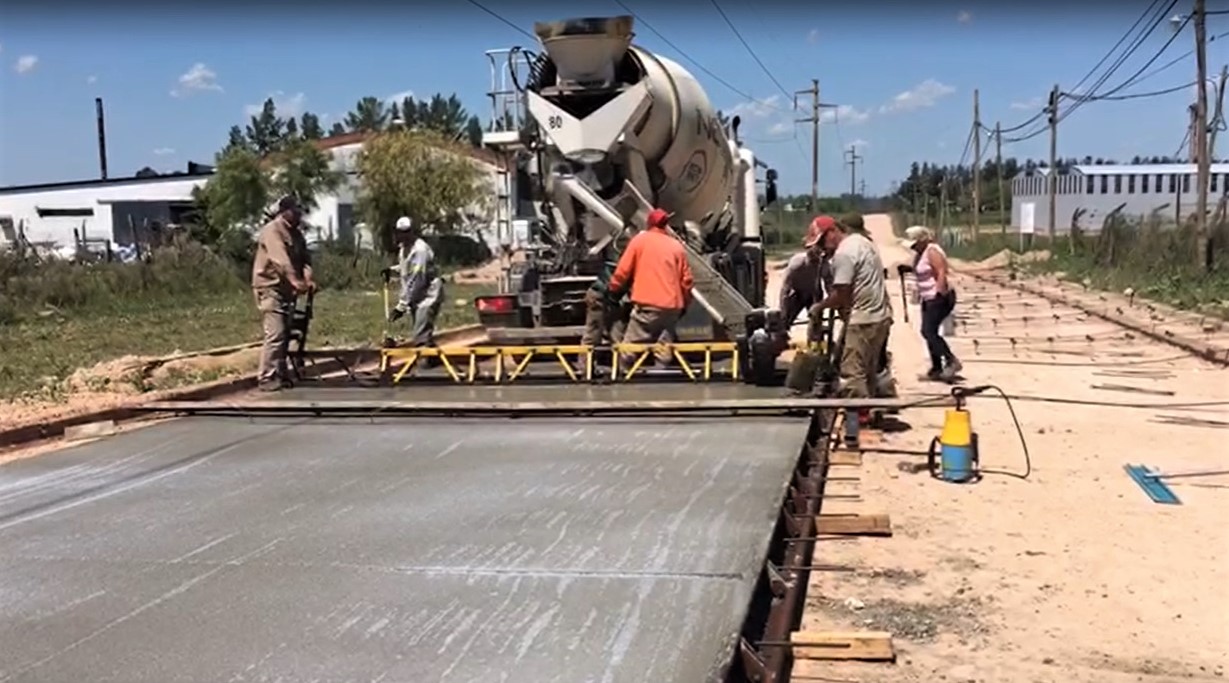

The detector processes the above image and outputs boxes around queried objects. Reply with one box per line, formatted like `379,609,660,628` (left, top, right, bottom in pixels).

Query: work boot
258,380,282,393
941,358,964,381
918,368,944,382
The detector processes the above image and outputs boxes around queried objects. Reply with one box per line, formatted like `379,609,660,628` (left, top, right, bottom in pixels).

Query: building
1009,162,1229,234
0,132,506,256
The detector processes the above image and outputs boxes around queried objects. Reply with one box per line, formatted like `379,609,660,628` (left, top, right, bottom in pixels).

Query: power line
463,0,535,40
1067,79,1197,101
708,0,794,100
1072,10,1191,103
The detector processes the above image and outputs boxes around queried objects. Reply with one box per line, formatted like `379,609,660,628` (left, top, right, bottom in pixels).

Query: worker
581,243,629,354
388,216,444,347
251,194,314,392
903,225,962,381
606,207,695,369
839,211,867,237
809,215,894,403
779,220,828,338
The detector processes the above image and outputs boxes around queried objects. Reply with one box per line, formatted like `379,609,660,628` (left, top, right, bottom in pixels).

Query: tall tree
328,122,347,137
299,112,324,140
245,98,288,155
345,96,390,133
225,125,250,152
465,115,484,147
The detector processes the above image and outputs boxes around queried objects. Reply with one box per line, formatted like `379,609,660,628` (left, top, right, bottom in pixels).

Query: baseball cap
395,216,413,231
646,208,674,228
268,194,301,217
803,215,838,248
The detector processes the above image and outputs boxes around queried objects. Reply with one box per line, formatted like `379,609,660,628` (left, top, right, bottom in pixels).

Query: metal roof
1033,163,1229,177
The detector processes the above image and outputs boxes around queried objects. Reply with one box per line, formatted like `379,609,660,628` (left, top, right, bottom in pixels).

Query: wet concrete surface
0,410,810,682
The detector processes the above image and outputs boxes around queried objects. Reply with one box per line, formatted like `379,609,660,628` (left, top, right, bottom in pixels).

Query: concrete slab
0,413,810,682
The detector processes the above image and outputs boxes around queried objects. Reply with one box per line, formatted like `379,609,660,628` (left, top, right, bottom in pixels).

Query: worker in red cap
807,214,894,437
607,207,695,369
778,217,834,340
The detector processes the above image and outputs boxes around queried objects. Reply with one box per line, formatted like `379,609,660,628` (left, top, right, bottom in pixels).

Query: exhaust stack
533,16,633,89
95,97,109,180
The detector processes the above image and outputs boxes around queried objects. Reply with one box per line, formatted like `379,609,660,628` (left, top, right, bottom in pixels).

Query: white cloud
86,75,98,84
14,55,38,75
767,121,793,136
820,104,871,125
879,79,956,114
153,147,175,156
1010,96,1044,111
848,138,870,149
386,90,414,104
807,29,820,44
956,10,973,24
730,95,781,119
244,91,307,117
171,63,222,98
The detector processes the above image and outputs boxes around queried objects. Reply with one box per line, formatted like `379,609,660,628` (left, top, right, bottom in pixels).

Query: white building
0,132,506,256
1010,162,1229,234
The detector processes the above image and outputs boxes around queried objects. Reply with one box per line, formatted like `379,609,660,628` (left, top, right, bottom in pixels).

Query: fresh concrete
0,410,809,682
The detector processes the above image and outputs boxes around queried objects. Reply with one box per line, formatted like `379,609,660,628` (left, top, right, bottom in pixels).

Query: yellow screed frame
379,342,745,384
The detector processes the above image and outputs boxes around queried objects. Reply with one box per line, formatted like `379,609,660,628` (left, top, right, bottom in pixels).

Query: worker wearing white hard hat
388,215,444,347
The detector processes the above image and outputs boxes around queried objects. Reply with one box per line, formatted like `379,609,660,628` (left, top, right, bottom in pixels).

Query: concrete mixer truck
476,15,784,351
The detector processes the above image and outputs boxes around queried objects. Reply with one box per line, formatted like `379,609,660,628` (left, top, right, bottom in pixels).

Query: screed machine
0,14,946,683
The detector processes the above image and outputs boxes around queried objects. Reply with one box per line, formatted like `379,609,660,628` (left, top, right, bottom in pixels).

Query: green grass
0,282,493,401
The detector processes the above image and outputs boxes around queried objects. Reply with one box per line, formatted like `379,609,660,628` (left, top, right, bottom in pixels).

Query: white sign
1020,202,1036,235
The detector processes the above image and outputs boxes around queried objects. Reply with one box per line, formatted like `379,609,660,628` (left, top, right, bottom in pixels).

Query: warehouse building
1010,162,1229,233
0,132,505,257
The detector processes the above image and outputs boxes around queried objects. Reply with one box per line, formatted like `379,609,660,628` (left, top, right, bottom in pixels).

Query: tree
329,122,347,136
345,96,390,133
355,129,491,252
300,113,324,140
135,166,159,178
265,138,344,219
285,117,299,139
245,98,288,155
465,115,484,147
225,125,249,152
190,147,269,257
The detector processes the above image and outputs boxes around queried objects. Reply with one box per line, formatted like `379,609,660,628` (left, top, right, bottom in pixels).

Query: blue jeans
921,290,957,373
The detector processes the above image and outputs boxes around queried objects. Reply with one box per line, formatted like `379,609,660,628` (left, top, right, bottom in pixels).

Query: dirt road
794,214,1229,682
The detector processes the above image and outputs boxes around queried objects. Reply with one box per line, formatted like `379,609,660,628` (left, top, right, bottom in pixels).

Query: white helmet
395,216,413,231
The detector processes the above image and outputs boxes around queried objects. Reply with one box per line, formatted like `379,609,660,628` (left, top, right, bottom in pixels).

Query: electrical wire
1067,9,1190,104
967,385,1032,480
463,0,535,40
708,0,793,101
1066,79,1197,101
1061,0,1179,111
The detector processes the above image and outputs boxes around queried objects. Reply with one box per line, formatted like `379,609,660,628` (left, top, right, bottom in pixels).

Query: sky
2,0,1229,196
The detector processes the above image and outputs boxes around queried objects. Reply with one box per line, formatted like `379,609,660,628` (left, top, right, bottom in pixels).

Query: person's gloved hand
584,289,600,306
380,267,395,282
896,263,914,276
388,307,406,322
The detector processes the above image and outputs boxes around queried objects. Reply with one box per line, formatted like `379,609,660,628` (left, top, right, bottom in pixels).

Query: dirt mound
976,248,1052,270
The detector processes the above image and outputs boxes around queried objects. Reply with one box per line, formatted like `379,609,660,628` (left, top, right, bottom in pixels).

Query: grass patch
0,276,492,401
896,214,1229,320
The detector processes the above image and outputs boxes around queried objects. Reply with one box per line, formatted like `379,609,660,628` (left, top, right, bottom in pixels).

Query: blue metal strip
1124,464,1182,505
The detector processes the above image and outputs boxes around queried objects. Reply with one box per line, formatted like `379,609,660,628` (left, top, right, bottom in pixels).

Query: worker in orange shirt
606,207,695,369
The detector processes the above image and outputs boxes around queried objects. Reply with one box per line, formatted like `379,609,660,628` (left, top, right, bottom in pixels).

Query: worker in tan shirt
606,207,695,369
251,195,314,391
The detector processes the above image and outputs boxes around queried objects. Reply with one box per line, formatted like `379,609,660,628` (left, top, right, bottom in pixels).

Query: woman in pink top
904,226,962,381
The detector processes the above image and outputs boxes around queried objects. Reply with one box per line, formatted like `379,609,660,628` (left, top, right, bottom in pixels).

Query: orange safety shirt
607,227,695,311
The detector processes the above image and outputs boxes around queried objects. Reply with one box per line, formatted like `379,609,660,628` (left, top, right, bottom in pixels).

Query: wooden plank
816,513,892,536
827,450,863,467
790,631,895,661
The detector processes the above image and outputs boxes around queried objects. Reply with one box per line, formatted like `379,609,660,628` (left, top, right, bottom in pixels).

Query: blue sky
2,1,1229,195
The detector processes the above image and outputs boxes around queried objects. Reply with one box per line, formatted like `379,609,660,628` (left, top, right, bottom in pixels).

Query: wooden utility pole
995,121,1006,234
1195,0,1210,270
844,147,862,200
1047,84,1060,241
794,81,840,212
794,80,820,211
972,89,982,239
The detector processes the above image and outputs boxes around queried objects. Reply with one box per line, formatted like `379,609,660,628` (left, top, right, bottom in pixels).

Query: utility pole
972,89,982,239
1195,0,1210,270
995,121,1006,234
844,147,862,200
1047,84,1060,242
1208,64,1228,160
794,80,839,212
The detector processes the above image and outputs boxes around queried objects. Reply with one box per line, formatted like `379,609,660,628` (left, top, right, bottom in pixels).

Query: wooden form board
827,450,863,467
790,631,895,661
816,513,892,536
